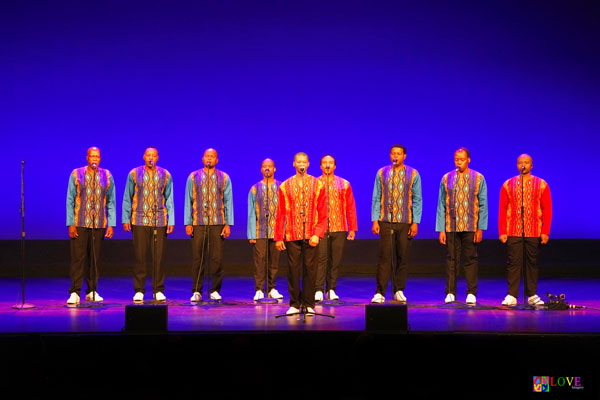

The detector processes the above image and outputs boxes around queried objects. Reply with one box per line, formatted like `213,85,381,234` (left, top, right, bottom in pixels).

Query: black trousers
69,227,104,295
286,240,318,309
376,222,412,296
132,225,167,294
506,236,541,297
191,225,224,294
316,231,346,292
253,238,280,292
445,231,478,296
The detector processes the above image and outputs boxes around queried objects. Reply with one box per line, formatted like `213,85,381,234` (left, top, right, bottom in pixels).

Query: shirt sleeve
541,182,552,236
477,176,488,231
164,173,175,226
274,186,286,241
411,172,422,224
106,174,116,227
435,177,447,232
371,171,382,222
345,183,358,232
314,181,327,238
498,183,509,236
223,174,234,226
66,172,77,226
247,187,257,240
184,174,194,226
122,172,135,224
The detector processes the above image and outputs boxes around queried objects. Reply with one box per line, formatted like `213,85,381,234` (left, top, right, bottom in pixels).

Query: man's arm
247,187,257,242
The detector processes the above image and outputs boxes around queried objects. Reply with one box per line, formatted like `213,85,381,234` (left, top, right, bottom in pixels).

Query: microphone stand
452,169,460,304
81,166,103,308
257,175,278,304
149,164,160,304
520,168,528,308
276,170,334,321
203,166,218,304
322,168,339,305
388,164,400,303
13,161,34,310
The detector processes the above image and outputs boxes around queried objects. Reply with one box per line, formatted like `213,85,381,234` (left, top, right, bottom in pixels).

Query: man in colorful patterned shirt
185,148,233,302
66,147,116,305
248,158,283,301
123,147,174,303
275,152,327,314
499,154,552,306
315,154,357,302
435,147,488,305
371,144,422,304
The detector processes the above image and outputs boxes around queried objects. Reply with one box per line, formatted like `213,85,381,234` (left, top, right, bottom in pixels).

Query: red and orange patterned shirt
499,175,552,237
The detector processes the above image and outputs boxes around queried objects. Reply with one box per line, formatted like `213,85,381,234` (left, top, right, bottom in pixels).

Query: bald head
87,147,101,169
517,154,533,175
261,158,275,179
203,148,218,169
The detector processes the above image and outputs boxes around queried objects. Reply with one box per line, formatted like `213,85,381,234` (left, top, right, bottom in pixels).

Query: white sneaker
253,290,264,301
155,292,166,302
85,291,103,302
190,292,201,302
328,290,339,301
371,293,385,304
67,292,80,305
502,294,517,306
466,294,477,305
286,306,299,315
394,290,407,302
444,293,455,303
210,291,222,301
528,294,544,306
133,292,144,302
315,291,324,302
268,288,283,299
306,307,315,315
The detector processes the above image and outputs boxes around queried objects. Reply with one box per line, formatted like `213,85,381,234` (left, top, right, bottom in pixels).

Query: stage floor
3,276,600,334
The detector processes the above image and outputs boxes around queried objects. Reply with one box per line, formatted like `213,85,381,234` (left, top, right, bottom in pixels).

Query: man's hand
249,239,256,244
68,226,78,239
309,235,320,247
372,221,380,235
185,225,194,236
474,229,483,243
221,225,230,238
275,240,286,251
166,225,174,234
439,231,446,245
541,234,549,244
408,223,418,238
123,223,131,232
105,226,114,238
347,231,355,241
499,234,508,243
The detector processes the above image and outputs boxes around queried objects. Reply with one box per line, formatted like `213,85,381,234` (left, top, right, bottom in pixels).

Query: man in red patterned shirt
499,154,552,306
315,155,358,302
275,152,327,314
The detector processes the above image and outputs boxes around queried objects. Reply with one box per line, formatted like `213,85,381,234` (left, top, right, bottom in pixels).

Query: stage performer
371,144,422,304
275,152,327,314
315,154,357,302
185,148,233,302
66,147,116,305
248,159,283,301
499,154,552,306
435,147,488,305
122,147,174,303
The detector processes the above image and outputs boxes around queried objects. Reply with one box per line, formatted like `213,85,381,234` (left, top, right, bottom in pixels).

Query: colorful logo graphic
533,376,550,392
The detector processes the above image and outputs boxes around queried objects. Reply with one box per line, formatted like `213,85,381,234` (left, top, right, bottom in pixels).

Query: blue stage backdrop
2,1,599,240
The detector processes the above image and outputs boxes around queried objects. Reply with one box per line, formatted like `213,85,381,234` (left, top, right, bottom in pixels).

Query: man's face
87,148,101,169
390,147,406,165
143,148,159,168
517,155,533,175
454,151,470,173
293,155,309,173
261,160,275,178
203,149,218,168
320,156,336,175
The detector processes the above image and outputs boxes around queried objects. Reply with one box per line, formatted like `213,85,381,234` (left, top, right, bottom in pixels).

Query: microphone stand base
256,298,279,304
12,303,35,310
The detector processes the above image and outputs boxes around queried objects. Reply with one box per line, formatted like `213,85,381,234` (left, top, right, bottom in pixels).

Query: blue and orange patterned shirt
247,179,281,240
67,166,116,228
122,166,174,227
371,165,422,224
435,168,488,232
184,168,233,226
